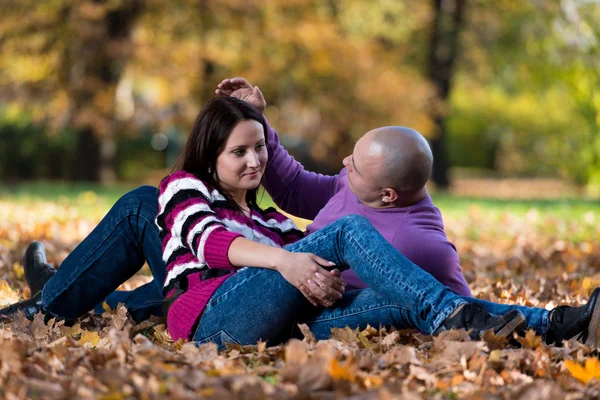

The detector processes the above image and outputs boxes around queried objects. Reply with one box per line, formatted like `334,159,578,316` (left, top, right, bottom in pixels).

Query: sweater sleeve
156,171,243,273
262,118,340,220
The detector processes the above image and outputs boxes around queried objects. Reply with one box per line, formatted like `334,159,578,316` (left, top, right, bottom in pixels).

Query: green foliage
0,114,76,181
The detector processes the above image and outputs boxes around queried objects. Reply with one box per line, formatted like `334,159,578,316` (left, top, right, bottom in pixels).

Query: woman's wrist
268,248,289,271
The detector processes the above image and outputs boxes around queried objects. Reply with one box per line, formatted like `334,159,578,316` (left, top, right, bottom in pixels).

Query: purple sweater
262,121,471,297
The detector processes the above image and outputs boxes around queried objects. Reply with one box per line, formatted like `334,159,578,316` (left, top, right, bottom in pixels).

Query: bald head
366,126,433,195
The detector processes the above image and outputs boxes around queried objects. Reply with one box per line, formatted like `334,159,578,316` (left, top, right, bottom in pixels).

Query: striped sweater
155,170,304,340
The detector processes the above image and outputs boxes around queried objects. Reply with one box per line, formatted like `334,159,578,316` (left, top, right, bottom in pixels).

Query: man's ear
380,188,399,204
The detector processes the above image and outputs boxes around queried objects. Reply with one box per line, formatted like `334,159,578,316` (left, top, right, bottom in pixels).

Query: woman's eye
256,144,266,150
233,150,244,156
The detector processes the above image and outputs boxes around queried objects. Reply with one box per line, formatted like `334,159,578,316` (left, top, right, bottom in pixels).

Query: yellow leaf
12,262,24,279
565,357,600,384
327,358,356,382
78,330,101,347
0,279,20,306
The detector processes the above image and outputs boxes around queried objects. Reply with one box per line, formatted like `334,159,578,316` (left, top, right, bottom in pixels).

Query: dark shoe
0,291,43,321
23,241,56,295
435,303,526,340
545,287,600,348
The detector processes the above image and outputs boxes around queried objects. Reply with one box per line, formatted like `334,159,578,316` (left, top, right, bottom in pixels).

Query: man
1,78,597,348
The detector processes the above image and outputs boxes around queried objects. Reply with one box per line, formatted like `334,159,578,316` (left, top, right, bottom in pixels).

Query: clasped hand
276,252,346,307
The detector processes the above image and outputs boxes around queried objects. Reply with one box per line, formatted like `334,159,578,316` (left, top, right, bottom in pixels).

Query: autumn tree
0,0,145,182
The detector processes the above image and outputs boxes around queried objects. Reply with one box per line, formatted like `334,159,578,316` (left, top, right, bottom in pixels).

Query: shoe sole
496,311,526,338
585,291,600,348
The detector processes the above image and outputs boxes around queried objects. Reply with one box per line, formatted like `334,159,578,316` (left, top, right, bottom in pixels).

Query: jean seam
303,304,407,324
287,218,464,332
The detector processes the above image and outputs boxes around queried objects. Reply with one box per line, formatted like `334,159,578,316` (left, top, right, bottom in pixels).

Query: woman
153,95,524,346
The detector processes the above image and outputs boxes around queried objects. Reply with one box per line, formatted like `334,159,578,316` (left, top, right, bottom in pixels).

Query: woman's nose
247,151,260,167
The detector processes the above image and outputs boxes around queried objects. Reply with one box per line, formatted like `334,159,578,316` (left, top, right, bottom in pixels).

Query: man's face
342,132,384,204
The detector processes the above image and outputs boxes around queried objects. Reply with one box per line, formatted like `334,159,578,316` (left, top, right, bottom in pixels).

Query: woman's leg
192,267,311,349
41,186,166,319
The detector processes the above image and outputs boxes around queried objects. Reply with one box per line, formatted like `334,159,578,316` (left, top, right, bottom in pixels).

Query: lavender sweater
262,121,471,297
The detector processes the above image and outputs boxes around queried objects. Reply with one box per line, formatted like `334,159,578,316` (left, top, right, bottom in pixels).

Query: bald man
262,121,470,297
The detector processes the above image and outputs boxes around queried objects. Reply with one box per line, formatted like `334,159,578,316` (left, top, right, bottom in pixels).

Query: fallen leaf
327,357,357,382
78,330,101,347
565,357,600,384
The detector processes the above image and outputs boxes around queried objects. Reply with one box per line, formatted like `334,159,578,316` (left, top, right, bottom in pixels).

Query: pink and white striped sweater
156,170,304,340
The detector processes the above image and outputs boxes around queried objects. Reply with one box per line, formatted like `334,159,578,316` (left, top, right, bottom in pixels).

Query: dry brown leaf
285,339,308,364
482,329,509,350
30,312,50,340
516,330,544,349
297,323,316,345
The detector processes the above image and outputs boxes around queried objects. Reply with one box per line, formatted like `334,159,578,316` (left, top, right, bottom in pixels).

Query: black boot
435,303,526,340
0,291,43,320
545,287,600,348
23,241,56,295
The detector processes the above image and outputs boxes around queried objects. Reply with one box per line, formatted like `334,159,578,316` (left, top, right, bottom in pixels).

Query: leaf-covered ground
1,185,600,399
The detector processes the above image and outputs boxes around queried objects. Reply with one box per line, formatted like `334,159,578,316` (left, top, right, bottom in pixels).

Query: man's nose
342,156,350,168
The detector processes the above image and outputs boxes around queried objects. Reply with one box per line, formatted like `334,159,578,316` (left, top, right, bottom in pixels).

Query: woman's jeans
193,214,549,349
41,186,166,321
39,186,549,339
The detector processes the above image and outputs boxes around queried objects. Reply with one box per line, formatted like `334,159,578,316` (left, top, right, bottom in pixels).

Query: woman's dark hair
173,96,268,210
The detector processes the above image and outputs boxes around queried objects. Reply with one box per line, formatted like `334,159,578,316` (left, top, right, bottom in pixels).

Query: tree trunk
72,127,102,181
67,0,145,182
427,0,466,189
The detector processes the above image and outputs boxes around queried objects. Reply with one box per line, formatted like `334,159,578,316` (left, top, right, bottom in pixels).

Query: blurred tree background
0,0,598,190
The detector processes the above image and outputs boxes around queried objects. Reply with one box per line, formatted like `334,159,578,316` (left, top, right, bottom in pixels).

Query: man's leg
283,214,467,334
42,185,166,320
464,297,549,336
297,288,413,340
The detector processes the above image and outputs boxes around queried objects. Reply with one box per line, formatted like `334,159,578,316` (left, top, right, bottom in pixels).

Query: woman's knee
113,186,159,220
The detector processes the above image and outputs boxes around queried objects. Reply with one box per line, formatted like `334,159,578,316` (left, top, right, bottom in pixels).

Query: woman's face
215,119,268,199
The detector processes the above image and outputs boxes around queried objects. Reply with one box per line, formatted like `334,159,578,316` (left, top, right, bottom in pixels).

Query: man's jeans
40,186,549,339
193,214,549,349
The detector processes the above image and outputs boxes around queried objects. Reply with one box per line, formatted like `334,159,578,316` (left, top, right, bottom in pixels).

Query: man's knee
338,214,371,228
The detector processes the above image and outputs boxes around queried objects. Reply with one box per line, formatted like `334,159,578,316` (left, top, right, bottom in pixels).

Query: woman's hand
215,77,266,114
276,252,346,307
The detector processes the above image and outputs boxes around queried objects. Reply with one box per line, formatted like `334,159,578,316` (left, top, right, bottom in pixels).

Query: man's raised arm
216,77,338,220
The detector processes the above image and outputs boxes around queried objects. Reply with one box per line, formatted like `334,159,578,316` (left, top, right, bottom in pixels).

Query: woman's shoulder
158,171,224,204
254,207,300,231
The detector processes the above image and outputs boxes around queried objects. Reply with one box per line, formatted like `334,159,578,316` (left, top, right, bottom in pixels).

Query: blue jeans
40,187,549,340
192,214,550,349
41,186,166,321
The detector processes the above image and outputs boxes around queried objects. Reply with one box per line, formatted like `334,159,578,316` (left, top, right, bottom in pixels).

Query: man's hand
275,252,345,307
215,77,266,114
